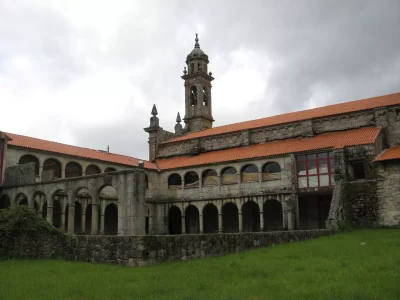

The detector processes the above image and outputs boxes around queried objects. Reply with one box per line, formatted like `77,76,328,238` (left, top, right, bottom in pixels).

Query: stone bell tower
182,34,214,132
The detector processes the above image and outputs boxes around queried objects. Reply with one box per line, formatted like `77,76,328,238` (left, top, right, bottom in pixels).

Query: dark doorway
85,204,92,234
185,205,199,234
242,201,260,232
299,194,332,229
105,203,118,235
203,204,218,233
222,203,239,233
263,200,283,231
74,202,82,234
168,206,182,234
53,199,61,229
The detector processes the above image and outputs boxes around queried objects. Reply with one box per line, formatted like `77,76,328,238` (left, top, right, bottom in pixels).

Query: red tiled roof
164,92,400,144
375,147,400,162
157,127,381,169
4,132,157,170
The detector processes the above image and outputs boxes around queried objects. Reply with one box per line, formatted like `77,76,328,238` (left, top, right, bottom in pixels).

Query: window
349,161,365,180
296,152,334,188
241,164,259,183
202,169,218,186
184,171,199,188
221,167,238,185
168,173,182,189
190,86,197,106
262,162,281,180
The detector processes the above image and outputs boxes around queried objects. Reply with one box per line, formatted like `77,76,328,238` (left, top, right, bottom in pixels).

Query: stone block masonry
5,230,334,267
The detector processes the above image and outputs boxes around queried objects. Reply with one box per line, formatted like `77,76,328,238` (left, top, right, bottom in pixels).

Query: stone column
67,205,75,233
61,168,66,179
81,212,86,234
238,212,243,232
60,210,66,231
260,210,264,231
287,210,295,231
46,205,53,225
100,213,105,235
218,213,223,233
91,203,99,235
39,165,44,180
199,214,204,234
182,214,186,234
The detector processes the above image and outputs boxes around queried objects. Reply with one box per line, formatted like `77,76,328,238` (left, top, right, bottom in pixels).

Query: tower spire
194,33,200,48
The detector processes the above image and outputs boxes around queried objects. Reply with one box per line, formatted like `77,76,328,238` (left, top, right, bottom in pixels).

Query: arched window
202,87,208,106
85,164,101,175
145,174,149,189
168,206,182,234
241,164,259,183
19,155,39,175
190,86,197,106
184,171,199,188
168,173,182,190
104,167,117,173
262,162,281,181
65,162,82,178
221,167,238,185
185,205,200,234
202,169,218,186
43,158,62,179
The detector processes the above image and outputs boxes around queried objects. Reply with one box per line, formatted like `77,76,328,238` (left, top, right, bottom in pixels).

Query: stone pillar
199,214,204,234
61,168,66,178
238,212,243,232
218,213,223,233
67,205,75,233
81,212,86,234
46,205,53,225
182,214,186,234
287,211,295,231
100,213,105,235
260,210,264,231
61,210,66,231
39,165,43,180
91,203,99,235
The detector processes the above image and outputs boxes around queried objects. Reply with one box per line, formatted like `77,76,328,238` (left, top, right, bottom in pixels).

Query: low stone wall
6,230,334,267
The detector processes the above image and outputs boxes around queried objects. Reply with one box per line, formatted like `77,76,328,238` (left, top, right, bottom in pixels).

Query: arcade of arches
168,200,286,234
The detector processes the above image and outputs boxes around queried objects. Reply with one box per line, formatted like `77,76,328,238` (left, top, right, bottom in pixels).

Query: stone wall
3,162,36,187
4,230,333,266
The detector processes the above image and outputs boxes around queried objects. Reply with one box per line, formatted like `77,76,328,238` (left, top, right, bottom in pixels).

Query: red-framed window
296,151,334,188
0,139,4,184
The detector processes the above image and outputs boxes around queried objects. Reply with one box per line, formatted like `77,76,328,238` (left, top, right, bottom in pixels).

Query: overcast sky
1,0,400,160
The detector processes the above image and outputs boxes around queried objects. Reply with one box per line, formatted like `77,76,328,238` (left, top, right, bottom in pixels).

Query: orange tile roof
157,127,381,169
4,132,157,170
164,92,400,144
375,147,400,162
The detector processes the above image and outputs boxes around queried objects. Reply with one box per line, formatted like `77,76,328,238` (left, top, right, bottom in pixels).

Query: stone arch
19,154,39,175
168,173,182,189
168,206,182,235
263,199,283,231
104,167,117,173
185,205,200,234
104,203,118,235
241,164,259,183
33,191,46,217
203,203,218,233
262,162,281,181
85,164,101,176
16,193,28,206
221,167,238,185
202,169,218,186
43,158,62,179
190,85,197,106
0,194,11,209
242,201,260,232
184,171,199,188
65,161,82,178
222,202,239,233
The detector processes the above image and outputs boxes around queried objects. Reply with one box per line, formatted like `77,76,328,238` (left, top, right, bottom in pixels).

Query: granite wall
4,230,333,267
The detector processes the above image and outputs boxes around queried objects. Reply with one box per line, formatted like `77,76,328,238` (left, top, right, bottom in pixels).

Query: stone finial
175,112,183,134
176,112,181,123
194,33,200,48
151,104,158,116
183,67,187,75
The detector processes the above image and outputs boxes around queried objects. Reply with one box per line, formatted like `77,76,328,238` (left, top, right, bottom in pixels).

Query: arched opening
202,87,208,106
0,195,11,209
185,205,199,234
65,162,82,178
34,201,39,215
53,198,62,229
145,174,149,189
221,167,238,185
104,167,117,173
222,203,239,233
168,173,182,189
242,201,260,232
203,204,218,233
16,193,28,206
190,86,197,106
43,158,62,179
104,204,118,235
168,206,182,235
74,201,82,234
184,171,199,188
262,162,281,181
85,204,92,234
41,200,47,219
202,169,218,186
241,164,259,183
263,200,283,231
85,164,101,175
19,154,39,175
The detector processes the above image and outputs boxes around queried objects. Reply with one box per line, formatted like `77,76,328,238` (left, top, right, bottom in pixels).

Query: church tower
182,34,214,132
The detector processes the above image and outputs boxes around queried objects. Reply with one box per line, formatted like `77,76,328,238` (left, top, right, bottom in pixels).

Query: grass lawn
0,229,400,300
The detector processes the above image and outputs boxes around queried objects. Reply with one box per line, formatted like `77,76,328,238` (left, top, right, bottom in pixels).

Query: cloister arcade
166,196,292,235
167,162,282,189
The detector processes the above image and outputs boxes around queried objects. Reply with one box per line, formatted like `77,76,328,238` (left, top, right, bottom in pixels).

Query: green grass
1,229,400,300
